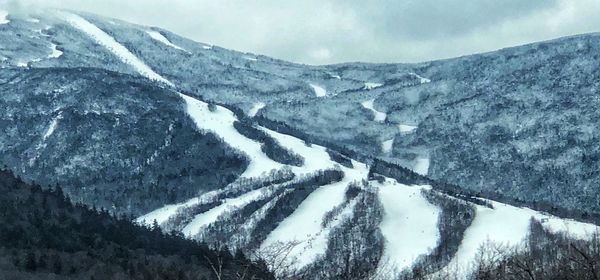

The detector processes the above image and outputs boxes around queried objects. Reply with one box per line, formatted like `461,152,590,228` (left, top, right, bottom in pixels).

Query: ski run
62,11,599,279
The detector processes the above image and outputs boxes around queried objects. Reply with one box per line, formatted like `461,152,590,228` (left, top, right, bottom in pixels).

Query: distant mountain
1,8,599,279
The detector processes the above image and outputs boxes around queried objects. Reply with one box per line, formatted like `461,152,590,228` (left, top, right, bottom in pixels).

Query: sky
3,0,600,65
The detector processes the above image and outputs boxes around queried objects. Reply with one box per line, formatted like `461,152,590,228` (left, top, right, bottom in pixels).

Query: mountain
1,8,599,279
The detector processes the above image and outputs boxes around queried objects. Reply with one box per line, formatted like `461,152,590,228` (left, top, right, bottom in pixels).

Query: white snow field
248,102,266,117
260,159,370,271
364,82,383,90
310,83,327,97
362,99,387,122
409,72,431,84
146,30,188,52
443,200,599,278
414,157,430,175
381,139,394,154
63,12,173,86
0,10,8,25
374,179,440,275
398,124,417,133
48,43,63,58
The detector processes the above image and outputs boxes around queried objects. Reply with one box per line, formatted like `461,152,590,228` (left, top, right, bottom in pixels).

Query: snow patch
244,56,258,61
413,157,429,175
48,43,63,59
361,99,386,122
381,139,394,154
202,45,212,50
364,82,383,90
248,102,265,117
0,10,9,25
309,84,327,97
409,72,431,84
26,18,40,23
398,124,417,133
63,12,173,86
146,30,188,52
43,113,62,140
374,179,440,274
330,74,341,79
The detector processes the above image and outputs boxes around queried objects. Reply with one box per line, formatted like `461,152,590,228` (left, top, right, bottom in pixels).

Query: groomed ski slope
63,12,173,86
445,200,600,278
146,30,188,52
374,179,440,275
362,99,387,122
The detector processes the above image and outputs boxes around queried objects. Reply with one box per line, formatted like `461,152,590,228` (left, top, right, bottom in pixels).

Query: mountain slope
1,8,600,279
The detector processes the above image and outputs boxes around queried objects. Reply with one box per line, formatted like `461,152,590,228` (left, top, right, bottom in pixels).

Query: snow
26,18,40,23
43,113,62,140
381,139,394,154
248,102,265,117
136,189,224,226
202,45,212,50
413,157,430,175
361,99,387,122
146,30,188,52
179,94,283,178
259,160,370,270
330,74,341,79
63,12,173,86
364,82,383,90
309,84,327,97
48,43,63,59
182,187,267,237
374,179,440,274
0,10,9,25
409,72,431,84
244,56,258,61
398,124,417,133
443,200,599,278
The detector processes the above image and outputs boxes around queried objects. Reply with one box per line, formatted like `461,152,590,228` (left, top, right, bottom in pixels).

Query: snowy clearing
63,12,173,86
361,99,387,122
309,84,327,97
48,43,63,59
375,179,440,274
146,30,188,52
398,124,417,133
364,82,383,90
179,94,283,178
0,10,8,25
381,139,394,154
409,72,431,84
413,157,430,175
248,102,265,117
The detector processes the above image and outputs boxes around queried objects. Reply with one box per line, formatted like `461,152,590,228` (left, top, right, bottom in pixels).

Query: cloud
2,0,600,65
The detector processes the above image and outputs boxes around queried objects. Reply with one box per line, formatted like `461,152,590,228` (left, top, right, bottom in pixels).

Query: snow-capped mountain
1,8,599,279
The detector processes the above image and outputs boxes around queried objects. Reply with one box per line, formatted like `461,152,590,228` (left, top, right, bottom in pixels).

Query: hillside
0,169,273,279
1,8,600,279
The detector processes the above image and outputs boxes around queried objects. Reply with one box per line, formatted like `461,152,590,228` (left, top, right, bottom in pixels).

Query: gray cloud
2,0,600,65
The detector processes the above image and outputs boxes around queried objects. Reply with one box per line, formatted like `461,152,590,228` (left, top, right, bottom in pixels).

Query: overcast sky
3,0,600,65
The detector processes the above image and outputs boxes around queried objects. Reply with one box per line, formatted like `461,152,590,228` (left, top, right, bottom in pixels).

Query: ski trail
63,12,173,86
146,30,189,52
